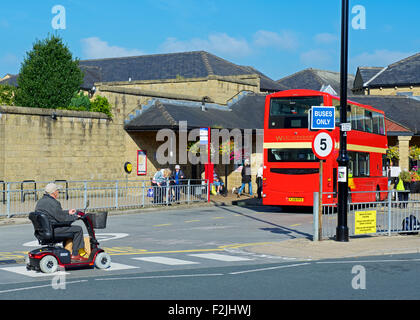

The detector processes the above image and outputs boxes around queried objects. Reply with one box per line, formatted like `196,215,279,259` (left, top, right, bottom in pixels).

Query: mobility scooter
26,202,111,273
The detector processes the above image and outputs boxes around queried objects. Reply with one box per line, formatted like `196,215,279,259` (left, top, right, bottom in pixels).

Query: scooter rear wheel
39,255,59,273
95,252,111,269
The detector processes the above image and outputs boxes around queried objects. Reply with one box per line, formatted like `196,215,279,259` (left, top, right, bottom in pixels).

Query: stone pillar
398,135,412,171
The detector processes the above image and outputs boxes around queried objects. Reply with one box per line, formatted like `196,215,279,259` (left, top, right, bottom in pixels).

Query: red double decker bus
263,89,388,206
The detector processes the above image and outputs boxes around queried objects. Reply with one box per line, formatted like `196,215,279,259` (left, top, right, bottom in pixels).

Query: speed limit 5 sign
312,131,334,159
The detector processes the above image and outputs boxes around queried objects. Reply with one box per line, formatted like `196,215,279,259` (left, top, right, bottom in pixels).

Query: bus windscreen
269,96,323,129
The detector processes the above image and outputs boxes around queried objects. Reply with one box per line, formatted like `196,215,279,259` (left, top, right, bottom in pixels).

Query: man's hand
68,209,77,215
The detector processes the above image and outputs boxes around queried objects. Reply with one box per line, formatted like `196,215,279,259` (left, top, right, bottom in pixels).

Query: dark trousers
56,225,84,256
257,177,262,199
152,182,166,203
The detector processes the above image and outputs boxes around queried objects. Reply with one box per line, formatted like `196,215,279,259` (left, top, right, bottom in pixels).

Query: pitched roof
276,68,355,95
364,52,420,87
355,67,383,86
125,92,420,137
80,51,283,92
124,93,266,132
0,74,18,86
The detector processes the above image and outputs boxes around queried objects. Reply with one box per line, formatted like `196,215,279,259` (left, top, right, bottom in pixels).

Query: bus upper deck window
365,110,373,133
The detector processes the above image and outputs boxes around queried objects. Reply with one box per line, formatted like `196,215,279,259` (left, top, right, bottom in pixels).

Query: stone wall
0,106,126,183
95,75,260,106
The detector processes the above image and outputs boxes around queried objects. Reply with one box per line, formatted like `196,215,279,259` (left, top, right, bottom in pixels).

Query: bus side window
379,114,385,135
347,105,352,125
332,99,340,125
356,106,365,131
365,110,373,133
351,105,358,130
358,153,370,176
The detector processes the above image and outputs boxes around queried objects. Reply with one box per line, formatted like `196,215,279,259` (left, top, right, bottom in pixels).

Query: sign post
201,127,213,202
336,0,350,242
312,131,334,241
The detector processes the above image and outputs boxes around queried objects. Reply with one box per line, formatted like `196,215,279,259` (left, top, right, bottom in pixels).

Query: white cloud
314,33,337,44
253,30,299,50
81,37,144,59
300,49,333,67
350,49,414,67
159,33,251,57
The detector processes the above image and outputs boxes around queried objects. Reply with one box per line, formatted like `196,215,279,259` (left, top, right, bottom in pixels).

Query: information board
354,210,377,235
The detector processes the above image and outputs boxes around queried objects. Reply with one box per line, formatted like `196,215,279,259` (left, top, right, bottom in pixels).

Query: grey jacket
35,194,77,224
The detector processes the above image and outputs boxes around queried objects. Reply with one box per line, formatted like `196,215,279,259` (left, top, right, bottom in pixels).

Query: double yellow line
103,242,279,256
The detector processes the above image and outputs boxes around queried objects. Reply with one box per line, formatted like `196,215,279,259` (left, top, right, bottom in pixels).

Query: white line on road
95,273,223,281
0,280,88,294
133,256,199,265
228,263,311,275
0,266,69,278
316,258,420,264
188,253,253,262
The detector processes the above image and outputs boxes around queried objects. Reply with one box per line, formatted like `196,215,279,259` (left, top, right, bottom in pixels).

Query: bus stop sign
310,106,335,130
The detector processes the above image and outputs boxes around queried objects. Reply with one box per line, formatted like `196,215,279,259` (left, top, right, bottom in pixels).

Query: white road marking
0,266,69,278
188,253,253,262
132,256,199,265
316,258,420,264
0,280,88,294
95,273,223,281
104,262,139,271
228,262,311,275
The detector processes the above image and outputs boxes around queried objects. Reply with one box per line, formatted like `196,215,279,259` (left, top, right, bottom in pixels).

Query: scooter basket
86,211,108,229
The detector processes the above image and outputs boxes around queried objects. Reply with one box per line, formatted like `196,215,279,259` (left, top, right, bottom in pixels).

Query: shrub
400,170,411,183
0,84,16,105
91,96,112,118
68,92,91,111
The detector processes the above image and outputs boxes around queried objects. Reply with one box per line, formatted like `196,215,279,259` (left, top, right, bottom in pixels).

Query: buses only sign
310,106,335,130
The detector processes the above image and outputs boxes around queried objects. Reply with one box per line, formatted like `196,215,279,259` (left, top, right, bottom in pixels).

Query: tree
15,34,83,109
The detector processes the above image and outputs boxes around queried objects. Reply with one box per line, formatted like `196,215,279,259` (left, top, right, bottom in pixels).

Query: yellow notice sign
355,210,377,235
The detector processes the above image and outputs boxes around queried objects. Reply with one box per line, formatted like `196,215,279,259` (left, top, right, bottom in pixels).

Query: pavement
1,191,420,262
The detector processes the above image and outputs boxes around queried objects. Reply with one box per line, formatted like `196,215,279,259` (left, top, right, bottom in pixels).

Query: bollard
313,192,320,241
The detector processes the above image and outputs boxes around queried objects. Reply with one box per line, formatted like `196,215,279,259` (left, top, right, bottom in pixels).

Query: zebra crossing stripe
132,256,199,265
188,253,253,262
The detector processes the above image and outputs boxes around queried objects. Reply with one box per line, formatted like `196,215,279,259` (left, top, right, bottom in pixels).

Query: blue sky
0,0,419,81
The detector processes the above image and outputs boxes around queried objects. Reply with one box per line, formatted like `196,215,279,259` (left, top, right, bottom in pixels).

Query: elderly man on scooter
35,183,87,261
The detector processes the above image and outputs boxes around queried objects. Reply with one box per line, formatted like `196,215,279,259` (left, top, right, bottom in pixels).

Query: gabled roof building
352,52,420,97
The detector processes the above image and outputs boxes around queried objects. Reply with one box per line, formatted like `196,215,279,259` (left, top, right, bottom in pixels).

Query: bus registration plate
288,197,304,202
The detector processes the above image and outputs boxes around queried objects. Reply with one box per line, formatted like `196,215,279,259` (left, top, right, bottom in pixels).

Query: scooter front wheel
39,255,59,273
95,252,111,269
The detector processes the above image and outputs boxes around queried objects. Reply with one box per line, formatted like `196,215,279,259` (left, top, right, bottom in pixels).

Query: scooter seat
29,211,74,246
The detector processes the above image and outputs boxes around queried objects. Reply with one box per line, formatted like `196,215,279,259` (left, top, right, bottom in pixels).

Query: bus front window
269,96,323,129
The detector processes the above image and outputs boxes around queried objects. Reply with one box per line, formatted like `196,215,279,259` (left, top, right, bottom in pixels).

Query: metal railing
0,179,209,218
314,190,420,240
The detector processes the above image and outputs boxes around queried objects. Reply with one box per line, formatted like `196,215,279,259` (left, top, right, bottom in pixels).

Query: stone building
0,51,280,187
352,52,420,96
351,52,420,171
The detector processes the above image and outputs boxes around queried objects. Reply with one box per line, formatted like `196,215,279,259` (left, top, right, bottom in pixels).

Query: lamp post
336,0,350,242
